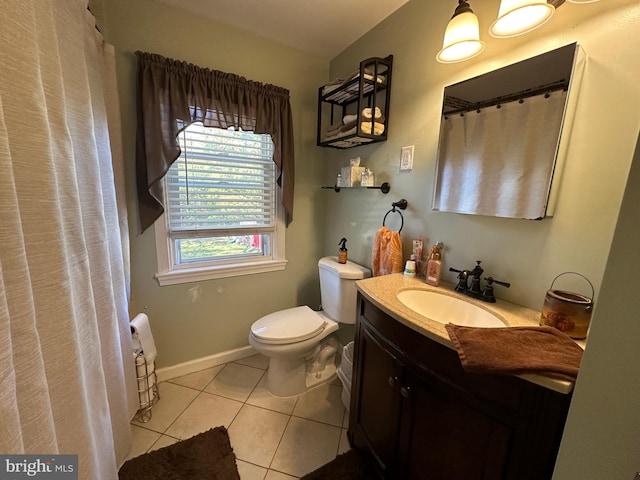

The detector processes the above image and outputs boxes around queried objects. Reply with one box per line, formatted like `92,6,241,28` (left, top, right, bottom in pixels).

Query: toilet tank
318,256,371,324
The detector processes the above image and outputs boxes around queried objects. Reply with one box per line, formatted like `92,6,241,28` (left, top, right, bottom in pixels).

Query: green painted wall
322,0,639,311
554,129,640,480
324,2,640,477
100,0,328,368
96,0,640,475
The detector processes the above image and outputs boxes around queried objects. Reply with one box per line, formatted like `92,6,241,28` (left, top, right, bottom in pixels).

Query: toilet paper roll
131,313,157,363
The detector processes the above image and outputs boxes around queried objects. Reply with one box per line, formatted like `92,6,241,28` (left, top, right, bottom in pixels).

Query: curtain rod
443,79,568,117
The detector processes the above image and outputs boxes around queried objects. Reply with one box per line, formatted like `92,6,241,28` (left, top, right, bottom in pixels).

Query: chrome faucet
449,261,510,303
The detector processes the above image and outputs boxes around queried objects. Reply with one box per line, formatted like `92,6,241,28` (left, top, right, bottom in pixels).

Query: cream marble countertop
356,273,584,395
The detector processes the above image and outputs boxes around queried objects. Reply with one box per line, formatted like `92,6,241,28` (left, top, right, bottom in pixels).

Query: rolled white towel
343,114,358,124
339,126,357,137
362,106,383,120
325,129,341,140
340,118,357,132
325,120,344,137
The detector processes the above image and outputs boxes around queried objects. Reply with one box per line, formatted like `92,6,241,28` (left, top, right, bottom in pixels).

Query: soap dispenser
425,242,444,287
338,238,348,264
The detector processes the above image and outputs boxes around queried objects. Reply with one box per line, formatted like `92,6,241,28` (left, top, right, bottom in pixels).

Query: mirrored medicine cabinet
432,42,584,219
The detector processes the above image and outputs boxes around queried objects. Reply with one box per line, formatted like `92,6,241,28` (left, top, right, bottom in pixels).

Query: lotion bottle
338,237,348,264
425,242,444,286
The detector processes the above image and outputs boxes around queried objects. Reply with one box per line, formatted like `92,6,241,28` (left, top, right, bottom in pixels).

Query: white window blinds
166,124,276,235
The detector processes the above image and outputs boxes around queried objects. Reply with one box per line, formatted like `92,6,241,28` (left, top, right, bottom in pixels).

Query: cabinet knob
388,376,398,387
400,386,412,398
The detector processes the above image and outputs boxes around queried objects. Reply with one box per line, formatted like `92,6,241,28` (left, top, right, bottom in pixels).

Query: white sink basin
397,290,506,328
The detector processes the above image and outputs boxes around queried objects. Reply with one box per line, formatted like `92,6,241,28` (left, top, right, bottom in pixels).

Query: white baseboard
155,345,257,383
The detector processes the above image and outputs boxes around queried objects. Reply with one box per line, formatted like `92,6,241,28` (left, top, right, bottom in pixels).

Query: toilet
249,256,371,397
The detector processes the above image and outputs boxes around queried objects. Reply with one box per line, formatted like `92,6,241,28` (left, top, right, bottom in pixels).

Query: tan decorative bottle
425,242,444,287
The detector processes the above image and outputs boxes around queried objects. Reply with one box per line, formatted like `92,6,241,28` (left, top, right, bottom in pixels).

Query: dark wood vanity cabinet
349,294,572,480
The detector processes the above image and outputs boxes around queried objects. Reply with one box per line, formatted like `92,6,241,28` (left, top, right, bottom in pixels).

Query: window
154,123,287,285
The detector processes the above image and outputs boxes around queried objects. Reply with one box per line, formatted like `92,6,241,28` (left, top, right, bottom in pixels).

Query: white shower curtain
0,1,137,478
434,90,567,219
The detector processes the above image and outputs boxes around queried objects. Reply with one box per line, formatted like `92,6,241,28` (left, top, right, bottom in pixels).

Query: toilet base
306,363,337,391
267,345,337,397
266,354,338,397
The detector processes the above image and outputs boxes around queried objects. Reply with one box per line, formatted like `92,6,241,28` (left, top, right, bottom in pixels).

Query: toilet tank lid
318,256,372,280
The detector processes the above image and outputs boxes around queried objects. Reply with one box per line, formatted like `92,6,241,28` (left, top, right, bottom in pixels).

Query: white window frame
154,128,287,286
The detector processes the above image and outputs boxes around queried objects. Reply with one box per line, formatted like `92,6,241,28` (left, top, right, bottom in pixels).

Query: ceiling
156,0,409,59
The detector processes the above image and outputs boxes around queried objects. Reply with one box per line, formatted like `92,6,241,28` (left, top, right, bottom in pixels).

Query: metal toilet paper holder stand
132,337,160,423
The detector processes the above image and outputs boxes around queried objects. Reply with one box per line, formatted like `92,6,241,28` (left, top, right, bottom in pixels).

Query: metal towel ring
382,199,408,233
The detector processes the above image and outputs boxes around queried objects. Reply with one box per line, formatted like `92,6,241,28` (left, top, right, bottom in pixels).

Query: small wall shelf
317,56,393,149
321,182,390,194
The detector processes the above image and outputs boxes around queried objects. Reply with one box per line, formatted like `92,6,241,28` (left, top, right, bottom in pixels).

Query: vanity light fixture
489,0,555,38
436,0,486,63
438,0,596,64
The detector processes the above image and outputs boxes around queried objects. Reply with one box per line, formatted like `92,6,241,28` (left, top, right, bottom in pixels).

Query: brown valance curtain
135,51,295,232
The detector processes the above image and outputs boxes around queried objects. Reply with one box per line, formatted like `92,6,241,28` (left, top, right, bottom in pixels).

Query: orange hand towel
445,324,584,381
372,226,403,276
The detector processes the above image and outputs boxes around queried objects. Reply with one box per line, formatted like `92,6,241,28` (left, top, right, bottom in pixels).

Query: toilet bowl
249,306,340,397
249,256,371,397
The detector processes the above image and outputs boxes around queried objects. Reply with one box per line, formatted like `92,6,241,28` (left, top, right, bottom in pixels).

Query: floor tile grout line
146,431,181,454
203,362,266,403
163,363,226,391
266,465,301,479
265,410,295,473
135,355,346,474
244,369,269,404
143,377,216,454
149,363,232,438
238,369,297,472
159,389,212,438
165,360,343,424
227,368,290,470
289,412,345,429
130,423,161,436
129,357,264,458
230,359,268,372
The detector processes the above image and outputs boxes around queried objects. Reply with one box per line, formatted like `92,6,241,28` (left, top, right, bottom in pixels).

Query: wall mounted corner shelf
321,182,390,194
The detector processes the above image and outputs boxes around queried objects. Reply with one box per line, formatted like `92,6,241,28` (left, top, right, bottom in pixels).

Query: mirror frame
433,43,585,219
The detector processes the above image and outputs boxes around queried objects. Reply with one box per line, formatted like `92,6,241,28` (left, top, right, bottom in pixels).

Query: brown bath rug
118,426,240,480
300,449,376,480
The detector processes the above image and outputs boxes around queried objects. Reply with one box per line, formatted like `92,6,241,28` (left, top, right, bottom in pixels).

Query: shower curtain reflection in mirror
433,89,567,219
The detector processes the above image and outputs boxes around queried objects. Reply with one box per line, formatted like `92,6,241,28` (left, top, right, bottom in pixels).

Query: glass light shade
567,0,599,3
489,0,555,38
437,11,485,64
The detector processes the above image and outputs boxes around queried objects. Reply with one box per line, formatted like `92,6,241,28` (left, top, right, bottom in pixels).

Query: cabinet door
351,322,402,475
397,368,513,480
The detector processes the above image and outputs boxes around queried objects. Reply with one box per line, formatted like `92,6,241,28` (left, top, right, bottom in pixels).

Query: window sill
156,259,288,286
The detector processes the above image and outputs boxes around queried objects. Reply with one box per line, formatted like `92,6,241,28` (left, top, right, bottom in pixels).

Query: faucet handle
486,277,510,288
482,277,510,303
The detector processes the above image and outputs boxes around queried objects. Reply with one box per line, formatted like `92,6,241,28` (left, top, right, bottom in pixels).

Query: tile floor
127,354,351,479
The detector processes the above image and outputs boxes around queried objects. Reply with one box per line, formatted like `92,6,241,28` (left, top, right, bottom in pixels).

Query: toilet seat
251,306,327,345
